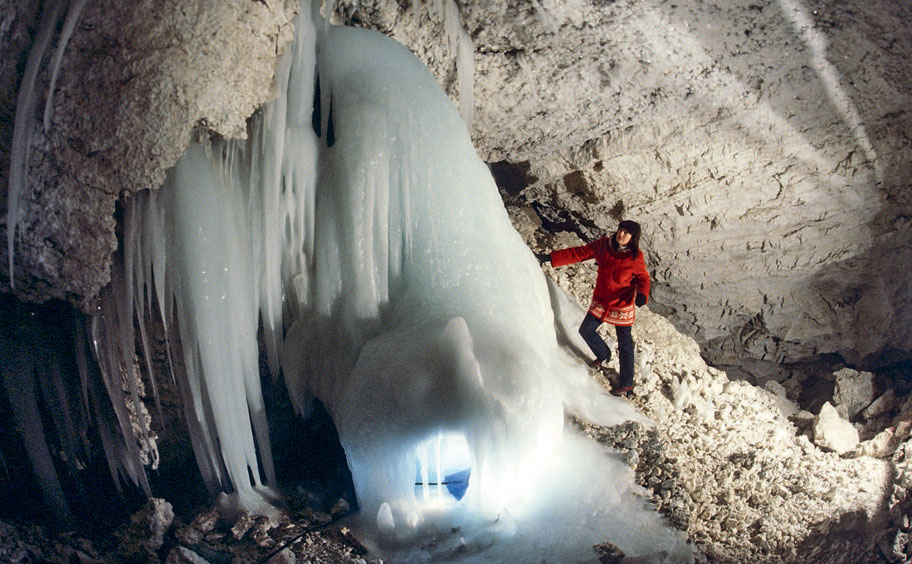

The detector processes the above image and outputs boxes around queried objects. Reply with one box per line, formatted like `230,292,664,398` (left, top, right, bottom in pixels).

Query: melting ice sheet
127,7,692,563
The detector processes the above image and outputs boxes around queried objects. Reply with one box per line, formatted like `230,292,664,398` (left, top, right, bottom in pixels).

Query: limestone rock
859,428,897,458
764,380,799,418
331,498,351,517
138,498,174,552
576,308,890,562
175,508,219,546
864,390,897,421
0,0,298,309
593,540,624,564
833,368,875,420
267,548,296,564
231,511,256,540
112,498,174,562
814,402,861,455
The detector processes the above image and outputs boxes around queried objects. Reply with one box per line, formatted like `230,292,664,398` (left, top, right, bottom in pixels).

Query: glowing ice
120,3,691,561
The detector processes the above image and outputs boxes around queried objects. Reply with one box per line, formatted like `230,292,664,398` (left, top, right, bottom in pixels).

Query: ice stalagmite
117,2,692,561
298,22,565,522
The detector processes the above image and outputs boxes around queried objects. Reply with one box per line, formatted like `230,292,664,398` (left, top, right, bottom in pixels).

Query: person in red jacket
536,220,651,396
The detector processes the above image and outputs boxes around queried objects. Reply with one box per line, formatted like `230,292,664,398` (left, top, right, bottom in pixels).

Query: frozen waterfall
112,3,692,562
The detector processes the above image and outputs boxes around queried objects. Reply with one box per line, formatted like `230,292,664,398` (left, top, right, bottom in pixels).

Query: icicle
43,0,91,131
128,142,278,497
80,317,152,495
7,0,65,288
74,316,94,417
435,432,443,500
127,197,164,425
315,0,332,145
89,301,155,494
36,355,86,479
440,0,474,126
1,354,73,524
244,57,290,381
78,316,152,495
323,0,334,36
442,0,460,51
456,26,475,127
115,204,156,461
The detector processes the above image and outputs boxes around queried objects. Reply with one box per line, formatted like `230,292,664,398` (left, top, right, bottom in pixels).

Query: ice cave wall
2,0,912,378
0,0,298,307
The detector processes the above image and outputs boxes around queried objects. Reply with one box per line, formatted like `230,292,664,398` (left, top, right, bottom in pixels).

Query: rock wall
2,0,911,376
0,0,298,308
335,0,912,378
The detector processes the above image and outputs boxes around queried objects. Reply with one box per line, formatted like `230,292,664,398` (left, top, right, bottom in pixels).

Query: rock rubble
519,233,910,562
0,494,377,564
577,305,912,563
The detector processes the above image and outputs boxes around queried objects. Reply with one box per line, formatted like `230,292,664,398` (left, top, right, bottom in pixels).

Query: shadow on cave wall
666,0,912,364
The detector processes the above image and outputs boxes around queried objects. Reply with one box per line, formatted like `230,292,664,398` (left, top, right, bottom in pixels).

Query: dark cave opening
0,290,358,548
0,295,145,536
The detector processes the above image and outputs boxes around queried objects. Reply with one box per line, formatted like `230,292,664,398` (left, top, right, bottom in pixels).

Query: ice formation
6,0,88,288
7,0,63,288
111,2,692,561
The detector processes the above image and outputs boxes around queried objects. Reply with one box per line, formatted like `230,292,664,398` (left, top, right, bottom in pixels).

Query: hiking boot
588,351,611,367
610,385,633,397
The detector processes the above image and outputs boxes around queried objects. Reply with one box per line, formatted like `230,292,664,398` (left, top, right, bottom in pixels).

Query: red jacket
551,238,651,326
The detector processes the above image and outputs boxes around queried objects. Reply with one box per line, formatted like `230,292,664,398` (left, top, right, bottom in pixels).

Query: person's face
616,229,632,246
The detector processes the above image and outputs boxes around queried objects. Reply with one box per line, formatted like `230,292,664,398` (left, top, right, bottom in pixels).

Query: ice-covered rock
814,402,860,455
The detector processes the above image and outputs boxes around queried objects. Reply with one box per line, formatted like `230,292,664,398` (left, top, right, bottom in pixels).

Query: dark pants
579,313,635,388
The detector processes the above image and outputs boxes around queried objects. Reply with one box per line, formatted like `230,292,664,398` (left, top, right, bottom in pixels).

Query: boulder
814,402,860,455
113,498,174,561
764,380,799,418
165,546,212,564
863,390,897,421
833,368,875,420
859,428,897,458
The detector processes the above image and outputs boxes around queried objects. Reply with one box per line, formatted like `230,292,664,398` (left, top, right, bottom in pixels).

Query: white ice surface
123,4,691,561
